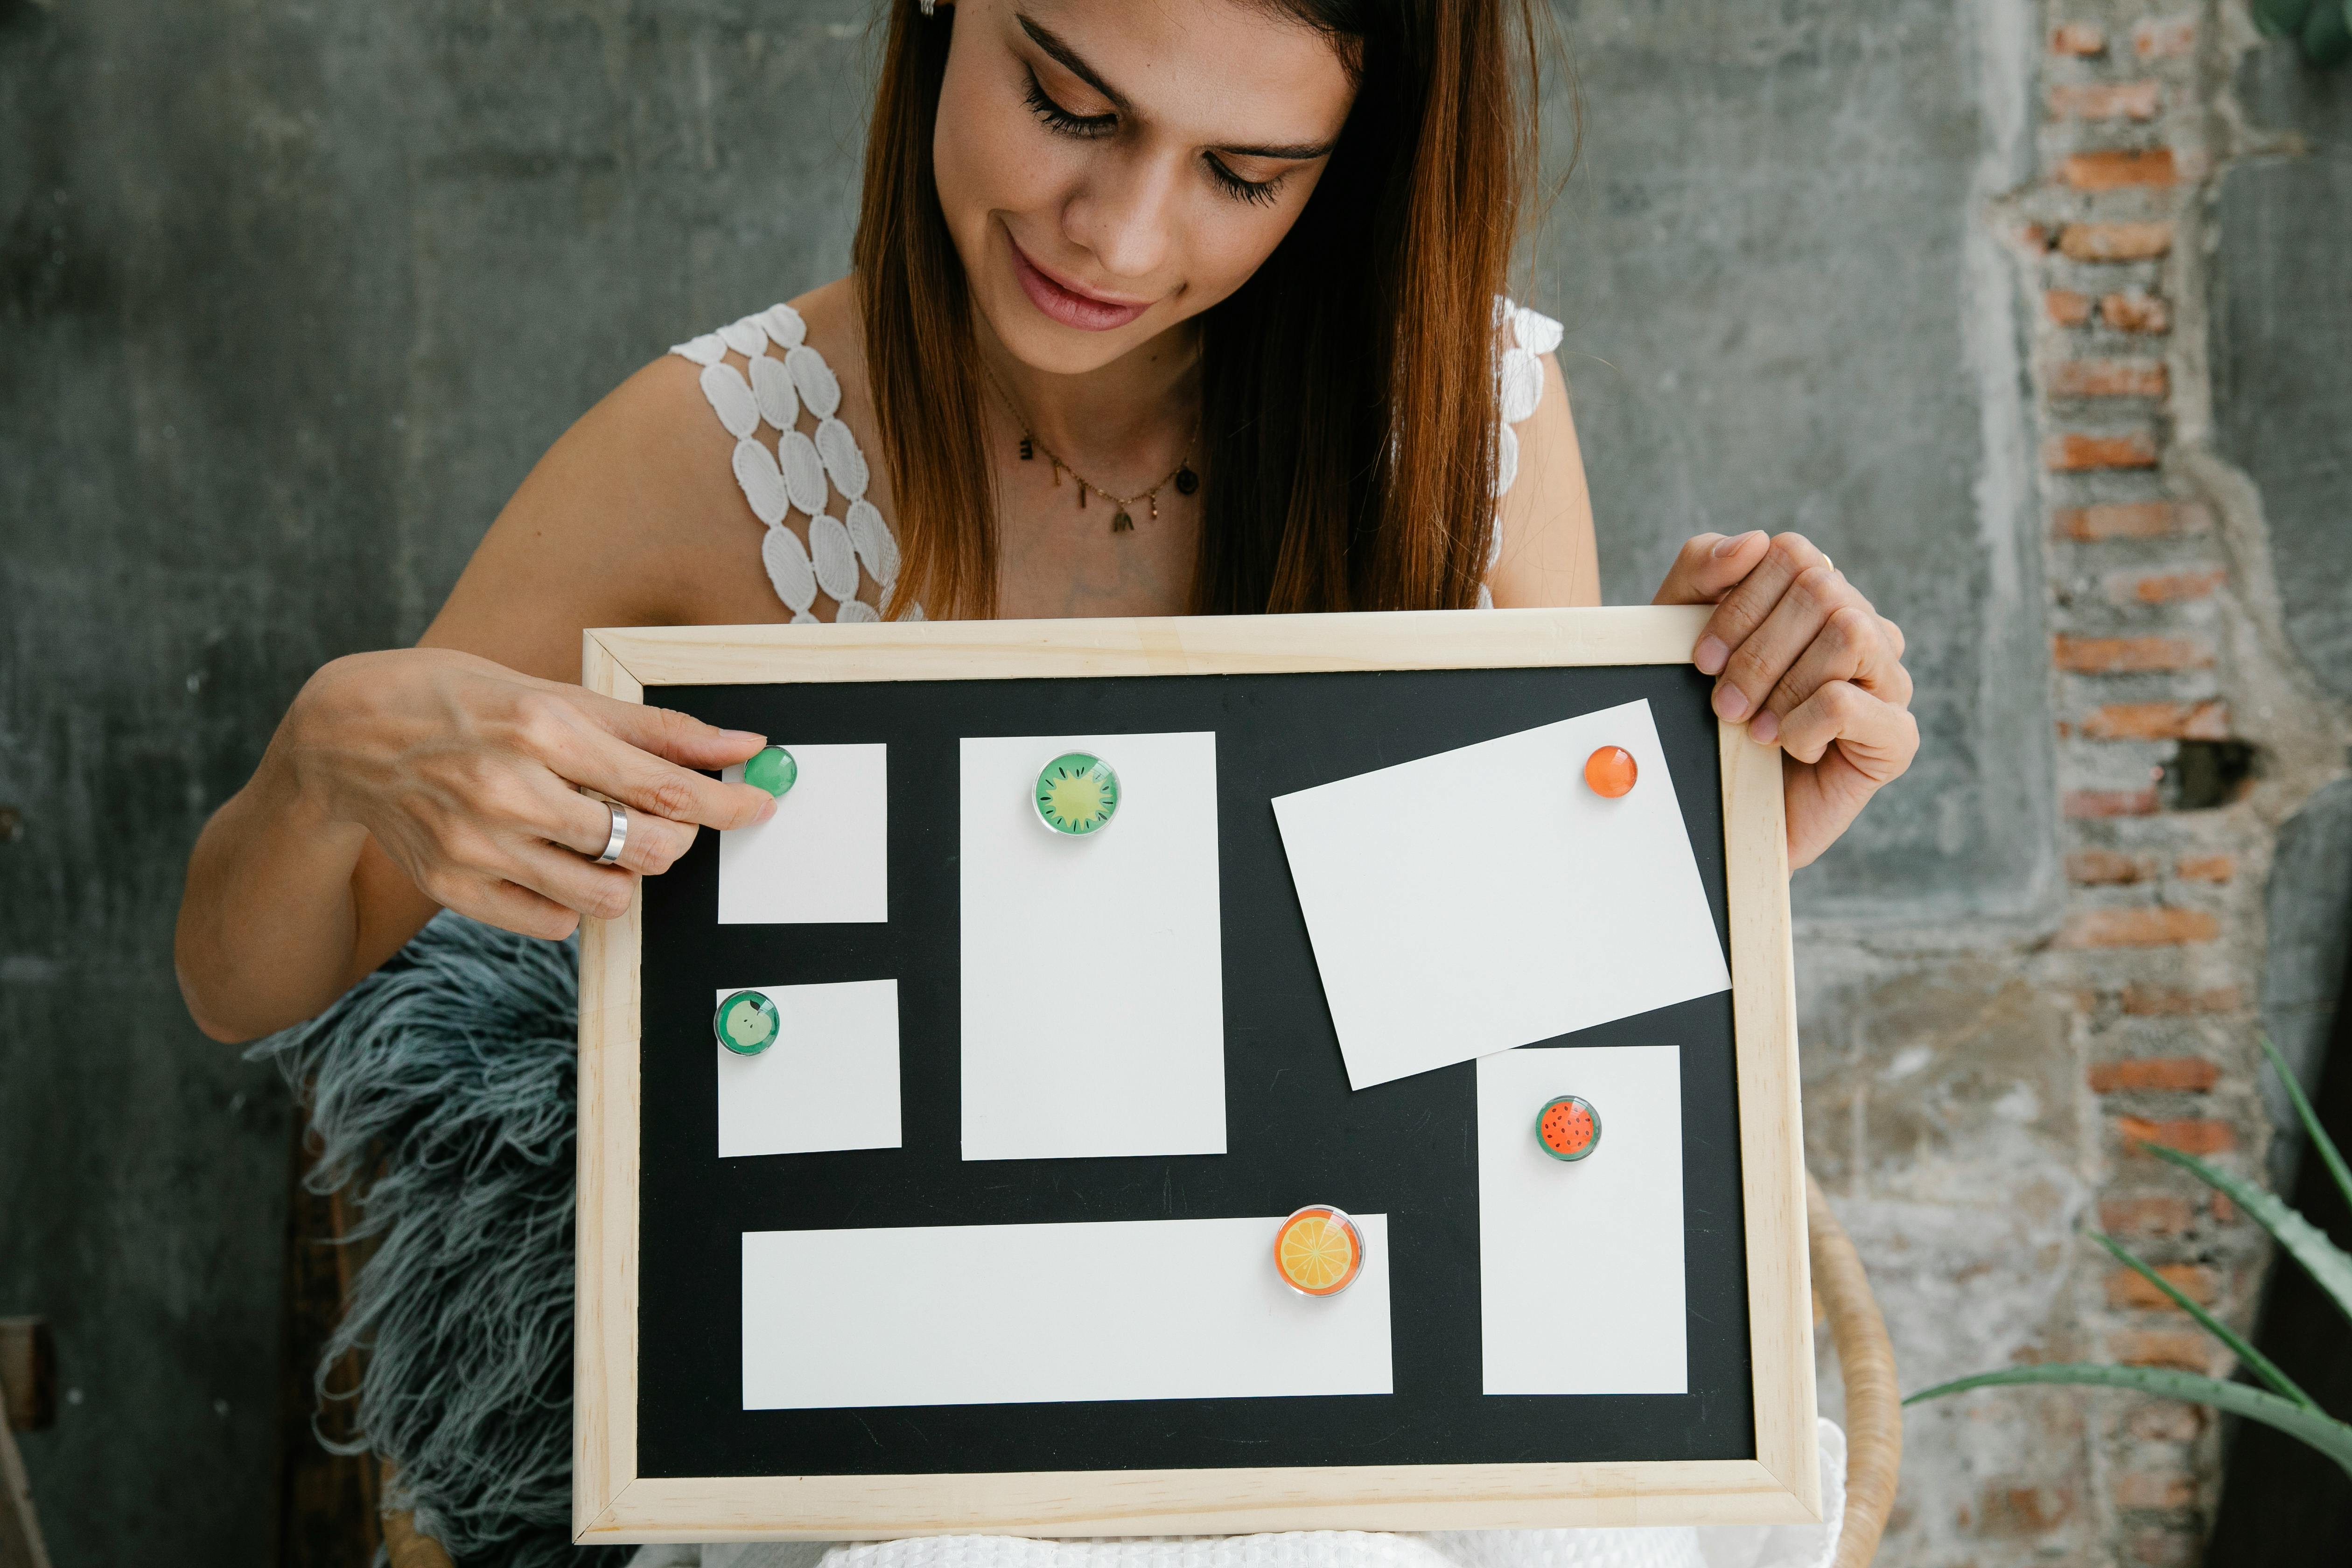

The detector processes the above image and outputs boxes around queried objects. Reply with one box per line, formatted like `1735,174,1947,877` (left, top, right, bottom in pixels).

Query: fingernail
1714,685,1750,721
1694,635,1729,675
1750,709,1779,744
1713,530,1761,558
756,795,778,823
721,728,766,746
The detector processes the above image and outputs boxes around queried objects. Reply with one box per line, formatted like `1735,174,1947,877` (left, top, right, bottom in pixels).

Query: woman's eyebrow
1015,13,1338,163
1017,15,1130,112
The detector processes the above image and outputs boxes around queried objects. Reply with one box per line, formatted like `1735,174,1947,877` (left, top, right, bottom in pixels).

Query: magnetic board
574,607,1816,1544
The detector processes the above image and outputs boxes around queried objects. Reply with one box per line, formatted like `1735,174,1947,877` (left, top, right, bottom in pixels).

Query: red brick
2053,633,2213,672
2068,848,2154,883
2116,1469,2199,1510
2067,787,2160,818
2050,80,2163,119
2106,1260,2219,1308
2111,567,2223,602
2054,501,2182,540
2117,1114,2236,1155
2108,1329,2216,1374
2062,148,2180,190
2060,221,2174,260
2044,431,2162,470
2047,288,2094,326
2100,1194,2198,1235
1981,1483,2077,1535
2079,700,2230,739
2057,906,2220,947
2089,1056,2221,1092
2051,21,2108,54
2103,291,2173,332
2175,853,2234,882
2128,1402,2206,1441
2211,1192,2238,1224
2135,16,2197,57
2050,358,2169,398
2121,982,2240,1015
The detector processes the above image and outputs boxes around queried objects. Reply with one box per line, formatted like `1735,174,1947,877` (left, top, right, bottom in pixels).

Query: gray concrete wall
0,0,2339,1563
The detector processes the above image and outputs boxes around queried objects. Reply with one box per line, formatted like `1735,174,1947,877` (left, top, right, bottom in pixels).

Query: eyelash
1022,70,1286,207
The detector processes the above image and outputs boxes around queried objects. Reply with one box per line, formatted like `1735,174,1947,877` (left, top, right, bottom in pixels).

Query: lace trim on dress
1479,297,1565,609
671,306,922,625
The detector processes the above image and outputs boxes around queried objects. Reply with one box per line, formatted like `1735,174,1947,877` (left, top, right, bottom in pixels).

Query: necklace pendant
1174,464,1198,496
1019,437,1033,461
1112,510,1134,533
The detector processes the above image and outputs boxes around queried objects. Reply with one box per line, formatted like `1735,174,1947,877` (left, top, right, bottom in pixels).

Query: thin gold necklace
980,359,1199,533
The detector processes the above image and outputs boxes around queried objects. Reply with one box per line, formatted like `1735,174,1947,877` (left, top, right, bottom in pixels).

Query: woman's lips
1007,235,1152,332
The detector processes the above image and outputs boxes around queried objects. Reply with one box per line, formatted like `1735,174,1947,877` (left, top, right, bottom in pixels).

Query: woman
177,0,1912,1556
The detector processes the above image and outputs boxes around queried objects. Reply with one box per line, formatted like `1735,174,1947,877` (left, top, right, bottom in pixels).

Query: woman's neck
973,316,1201,481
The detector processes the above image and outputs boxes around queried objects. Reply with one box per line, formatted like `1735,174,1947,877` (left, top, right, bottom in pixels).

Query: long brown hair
854,0,1541,619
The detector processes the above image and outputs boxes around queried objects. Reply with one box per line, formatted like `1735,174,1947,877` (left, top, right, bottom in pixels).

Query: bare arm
174,358,779,1043
1488,352,1600,610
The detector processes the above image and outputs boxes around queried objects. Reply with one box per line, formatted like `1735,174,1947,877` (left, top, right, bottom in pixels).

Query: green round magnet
1535,1095,1601,1161
1034,752,1120,835
714,990,781,1056
743,746,797,798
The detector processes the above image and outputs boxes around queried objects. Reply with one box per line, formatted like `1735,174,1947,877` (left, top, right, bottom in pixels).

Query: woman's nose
1062,148,1184,284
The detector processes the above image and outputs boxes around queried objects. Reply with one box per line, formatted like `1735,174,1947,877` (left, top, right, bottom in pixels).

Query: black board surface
637,662,1751,1479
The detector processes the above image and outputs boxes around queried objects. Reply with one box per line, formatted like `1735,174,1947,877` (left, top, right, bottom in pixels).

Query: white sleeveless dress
645,303,1847,1568
669,298,1568,618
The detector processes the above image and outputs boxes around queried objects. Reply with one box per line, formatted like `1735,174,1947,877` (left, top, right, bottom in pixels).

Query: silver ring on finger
592,800,630,866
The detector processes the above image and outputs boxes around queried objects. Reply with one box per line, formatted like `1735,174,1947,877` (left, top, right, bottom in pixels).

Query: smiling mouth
1005,231,1154,332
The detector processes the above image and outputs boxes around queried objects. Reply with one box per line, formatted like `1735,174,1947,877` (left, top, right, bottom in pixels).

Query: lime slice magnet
1536,1095,1601,1161
714,990,781,1056
1034,752,1120,835
744,746,798,798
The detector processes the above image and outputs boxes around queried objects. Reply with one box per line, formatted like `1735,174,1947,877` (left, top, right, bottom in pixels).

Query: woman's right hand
281,647,777,940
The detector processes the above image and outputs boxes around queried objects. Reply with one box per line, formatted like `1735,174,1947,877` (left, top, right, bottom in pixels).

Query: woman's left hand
1653,531,1919,869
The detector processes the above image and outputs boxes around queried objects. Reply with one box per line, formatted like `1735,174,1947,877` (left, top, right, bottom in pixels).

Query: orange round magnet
1273,1205,1364,1297
1584,745,1638,798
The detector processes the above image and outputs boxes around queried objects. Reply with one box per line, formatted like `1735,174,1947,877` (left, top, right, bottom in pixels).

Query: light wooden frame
574,605,1816,1545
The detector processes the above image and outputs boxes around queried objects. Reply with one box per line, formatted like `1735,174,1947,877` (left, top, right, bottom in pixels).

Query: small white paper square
1477,1043,1687,1394
959,731,1226,1161
718,743,888,924
1270,700,1730,1089
716,979,901,1158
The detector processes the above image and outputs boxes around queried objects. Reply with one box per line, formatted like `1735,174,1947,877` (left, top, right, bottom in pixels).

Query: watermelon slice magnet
1034,752,1120,835
714,990,781,1056
1536,1095,1601,1161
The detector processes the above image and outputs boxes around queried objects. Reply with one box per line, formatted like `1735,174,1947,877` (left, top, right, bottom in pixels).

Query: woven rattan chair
380,1178,1900,1568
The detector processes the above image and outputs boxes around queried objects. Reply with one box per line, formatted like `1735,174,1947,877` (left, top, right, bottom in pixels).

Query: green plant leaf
2305,0,2352,63
1905,1364,2352,1479
2261,1032,2352,1218
2256,0,2315,35
2137,1140,2352,1326
2090,1232,2314,1407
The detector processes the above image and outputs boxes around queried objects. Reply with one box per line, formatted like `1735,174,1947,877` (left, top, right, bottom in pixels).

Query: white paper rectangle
959,732,1226,1161
741,1214,1391,1409
718,743,889,924
1477,1044,1687,1394
1271,700,1730,1089
716,980,901,1158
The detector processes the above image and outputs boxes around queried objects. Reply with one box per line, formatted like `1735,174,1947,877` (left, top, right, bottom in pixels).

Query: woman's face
931,0,1357,376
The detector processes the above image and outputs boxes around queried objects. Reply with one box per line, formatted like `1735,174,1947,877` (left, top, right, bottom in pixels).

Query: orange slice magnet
1274,1205,1364,1297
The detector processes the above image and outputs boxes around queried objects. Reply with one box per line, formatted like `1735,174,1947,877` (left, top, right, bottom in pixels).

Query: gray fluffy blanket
252,911,630,1568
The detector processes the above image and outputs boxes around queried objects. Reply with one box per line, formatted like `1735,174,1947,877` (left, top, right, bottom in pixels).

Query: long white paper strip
742,1215,1392,1409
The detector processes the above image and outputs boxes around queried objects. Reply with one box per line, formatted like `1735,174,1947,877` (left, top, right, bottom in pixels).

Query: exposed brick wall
1815,5,2352,1564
